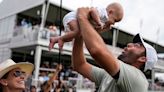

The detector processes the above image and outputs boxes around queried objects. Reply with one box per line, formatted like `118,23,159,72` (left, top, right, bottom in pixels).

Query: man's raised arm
72,36,93,81
77,7,120,76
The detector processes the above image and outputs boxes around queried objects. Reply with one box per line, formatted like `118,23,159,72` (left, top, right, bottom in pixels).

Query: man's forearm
72,36,86,70
78,13,108,54
90,8,101,26
72,36,93,80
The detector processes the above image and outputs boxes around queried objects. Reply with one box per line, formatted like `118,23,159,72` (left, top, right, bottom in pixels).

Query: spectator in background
40,64,62,92
30,85,37,92
39,70,49,85
21,19,28,27
49,25,57,36
46,25,58,40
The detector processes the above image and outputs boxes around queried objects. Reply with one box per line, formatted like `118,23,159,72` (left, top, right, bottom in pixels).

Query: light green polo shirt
91,60,148,92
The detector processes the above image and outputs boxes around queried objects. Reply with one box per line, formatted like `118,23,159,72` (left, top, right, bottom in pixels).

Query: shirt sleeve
117,61,149,92
91,65,108,86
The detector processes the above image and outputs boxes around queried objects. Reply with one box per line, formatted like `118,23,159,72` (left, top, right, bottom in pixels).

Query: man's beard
117,54,127,63
117,54,123,61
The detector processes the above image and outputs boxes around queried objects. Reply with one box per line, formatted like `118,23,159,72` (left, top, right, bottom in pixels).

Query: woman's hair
1,72,9,79
30,85,36,91
0,84,2,92
0,72,9,92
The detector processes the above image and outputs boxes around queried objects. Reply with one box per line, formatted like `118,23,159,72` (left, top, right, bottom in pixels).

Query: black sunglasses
13,71,26,77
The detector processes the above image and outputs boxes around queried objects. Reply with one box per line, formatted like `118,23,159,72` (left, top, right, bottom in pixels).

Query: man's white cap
133,33,158,71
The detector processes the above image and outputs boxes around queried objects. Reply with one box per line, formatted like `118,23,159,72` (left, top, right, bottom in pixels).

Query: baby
49,2,124,50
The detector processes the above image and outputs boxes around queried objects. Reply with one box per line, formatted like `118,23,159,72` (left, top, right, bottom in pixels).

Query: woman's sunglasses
13,71,26,77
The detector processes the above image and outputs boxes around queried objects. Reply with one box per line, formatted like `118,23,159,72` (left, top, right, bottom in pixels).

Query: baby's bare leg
61,20,80,42
58,20,80,51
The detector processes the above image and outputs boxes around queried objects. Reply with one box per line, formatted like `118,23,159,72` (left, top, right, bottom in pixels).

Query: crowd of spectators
32,62,96,92
149,78,164,91
14,18,66,41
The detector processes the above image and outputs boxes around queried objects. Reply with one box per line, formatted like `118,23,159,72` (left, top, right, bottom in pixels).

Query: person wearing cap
0,59,34,92
71,7,158,92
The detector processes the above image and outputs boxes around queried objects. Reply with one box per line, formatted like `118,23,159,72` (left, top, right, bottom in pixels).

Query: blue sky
52,0,164,47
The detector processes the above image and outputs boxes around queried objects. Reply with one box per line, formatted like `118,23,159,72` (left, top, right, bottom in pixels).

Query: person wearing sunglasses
0,59,34,92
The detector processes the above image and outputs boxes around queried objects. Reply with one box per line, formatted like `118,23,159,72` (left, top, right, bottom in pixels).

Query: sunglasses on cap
13,71,26,77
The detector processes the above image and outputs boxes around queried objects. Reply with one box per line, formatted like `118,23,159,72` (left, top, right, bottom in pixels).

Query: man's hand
56,64,62,71
94,25,111,33
77,7,91,20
